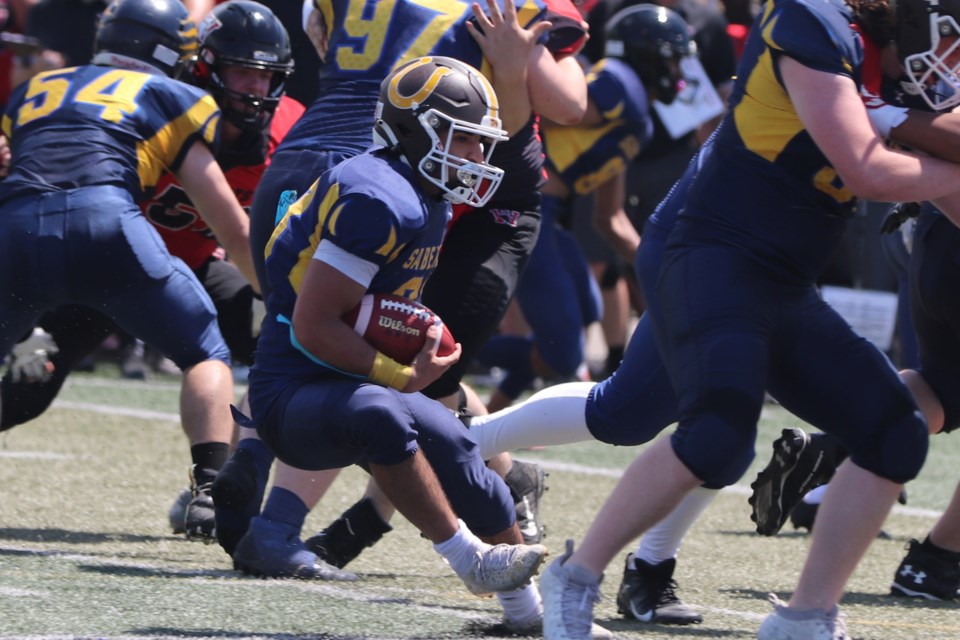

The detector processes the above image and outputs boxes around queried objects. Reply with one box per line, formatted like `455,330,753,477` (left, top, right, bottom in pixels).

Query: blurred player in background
0,0,299,541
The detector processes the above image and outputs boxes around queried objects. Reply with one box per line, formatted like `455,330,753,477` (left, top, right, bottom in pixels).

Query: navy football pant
0,187,229,371
653,240,927,488
251,378,515,537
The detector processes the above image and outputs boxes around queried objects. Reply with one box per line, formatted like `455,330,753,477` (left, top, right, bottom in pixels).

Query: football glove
8,327,58,383
861,87,909,139
880,201,921,235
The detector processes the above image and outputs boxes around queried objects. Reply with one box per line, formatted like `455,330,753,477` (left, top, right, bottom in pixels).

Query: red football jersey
142,95,305,269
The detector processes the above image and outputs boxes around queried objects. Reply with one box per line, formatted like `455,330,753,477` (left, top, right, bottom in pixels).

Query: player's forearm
890,110,960,165
491,65,532,135
177,142,261,293
528,52,586,126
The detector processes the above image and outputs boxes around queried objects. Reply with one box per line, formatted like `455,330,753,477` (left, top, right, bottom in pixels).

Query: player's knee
849,406,928,483
348,387,417,461
533,342,583,380
672,390,761,486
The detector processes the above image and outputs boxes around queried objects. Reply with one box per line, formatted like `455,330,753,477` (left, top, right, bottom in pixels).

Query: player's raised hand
467,0,551,79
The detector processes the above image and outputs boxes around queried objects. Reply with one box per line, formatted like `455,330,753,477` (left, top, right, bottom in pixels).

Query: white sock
636,486,719,564
470,382,595,459
497,580,542,626
433,520,485,577
803,483,829,505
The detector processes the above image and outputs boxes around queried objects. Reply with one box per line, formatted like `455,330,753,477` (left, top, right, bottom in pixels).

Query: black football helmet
195,0,293,134
92,0,197,80
895,0,960,110
603,4,696,105
372,56,508,207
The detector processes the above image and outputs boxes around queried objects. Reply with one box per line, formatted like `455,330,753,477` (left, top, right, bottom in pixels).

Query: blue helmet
92,0,198,79
194,0,294,133
604,5,696,105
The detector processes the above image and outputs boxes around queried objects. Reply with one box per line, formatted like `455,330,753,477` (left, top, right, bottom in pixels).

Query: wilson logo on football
378,316,423,337
343,292,457,364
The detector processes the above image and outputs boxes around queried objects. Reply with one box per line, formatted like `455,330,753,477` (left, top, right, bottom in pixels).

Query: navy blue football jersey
281,0,554,157
679,0,864,281
256,147,451,379
0,65,219,200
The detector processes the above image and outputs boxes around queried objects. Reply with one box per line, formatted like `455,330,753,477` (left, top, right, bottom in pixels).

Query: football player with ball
237,56,549,606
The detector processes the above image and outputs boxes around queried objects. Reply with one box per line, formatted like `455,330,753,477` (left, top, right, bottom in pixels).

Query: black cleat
891,538,960,600
749,428,832,536
616,554,702,625
504,459,547,545
184,465,217,542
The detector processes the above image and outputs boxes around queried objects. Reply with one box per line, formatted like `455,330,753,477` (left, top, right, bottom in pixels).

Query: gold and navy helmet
373,56,509,208
195,0,294,133
895,0,960,110
93,0,198,80
604,5,696,105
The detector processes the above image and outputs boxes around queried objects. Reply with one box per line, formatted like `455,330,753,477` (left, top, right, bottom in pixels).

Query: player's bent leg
305,494,393,568
369,450,547,596
179,359,236,541
211,424,274,555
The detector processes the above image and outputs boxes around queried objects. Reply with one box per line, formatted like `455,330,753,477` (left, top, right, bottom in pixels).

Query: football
343,293,456,365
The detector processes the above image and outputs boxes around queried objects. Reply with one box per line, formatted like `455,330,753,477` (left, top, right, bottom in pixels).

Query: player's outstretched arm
176,140,260,295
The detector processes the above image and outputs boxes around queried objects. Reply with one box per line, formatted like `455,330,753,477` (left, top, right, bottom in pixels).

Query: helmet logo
199,15,223,42
253,51,280,63
387,57,452,109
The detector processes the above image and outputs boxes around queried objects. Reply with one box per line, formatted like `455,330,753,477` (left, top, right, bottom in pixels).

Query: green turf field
1,369,959,639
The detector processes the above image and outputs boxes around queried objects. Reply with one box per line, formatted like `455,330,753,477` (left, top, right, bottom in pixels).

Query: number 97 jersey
0,65,219,200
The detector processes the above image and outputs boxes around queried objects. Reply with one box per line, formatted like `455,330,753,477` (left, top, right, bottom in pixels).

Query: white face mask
414,109,508,208
902,14,960,111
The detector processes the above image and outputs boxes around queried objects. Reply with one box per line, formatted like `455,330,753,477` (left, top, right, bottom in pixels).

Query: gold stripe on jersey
135,94,220,191
375,224,399,258
276,179,330,294
1,113,10,138
733,48,802,163
547,121,618,173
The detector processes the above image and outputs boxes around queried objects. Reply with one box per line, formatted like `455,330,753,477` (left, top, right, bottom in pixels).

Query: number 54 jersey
0,65,219,202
